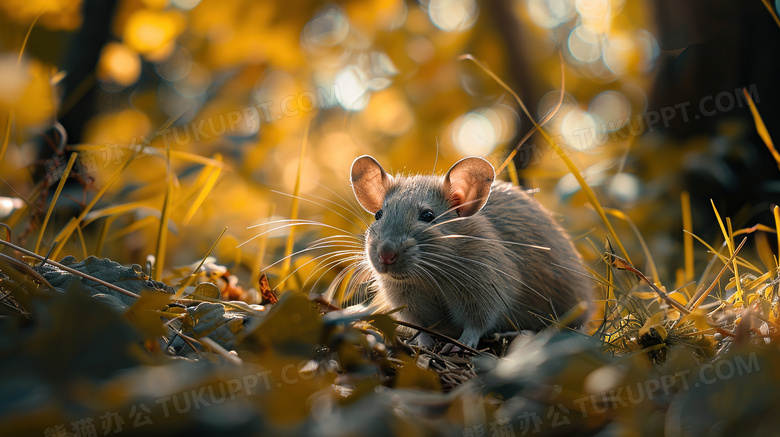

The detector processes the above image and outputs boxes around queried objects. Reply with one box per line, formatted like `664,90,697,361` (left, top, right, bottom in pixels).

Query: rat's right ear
443,156,495,217
351,155,393,213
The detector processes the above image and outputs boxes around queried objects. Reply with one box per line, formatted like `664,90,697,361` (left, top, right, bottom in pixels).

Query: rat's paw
410,332,435,349
457,329,481,350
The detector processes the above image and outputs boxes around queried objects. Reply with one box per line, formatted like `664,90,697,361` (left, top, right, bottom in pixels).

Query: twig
606,253,690,315
393,320,480,355
0,238,141,299
0,252,56,291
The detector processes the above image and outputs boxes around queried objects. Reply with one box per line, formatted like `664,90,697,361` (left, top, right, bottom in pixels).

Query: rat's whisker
263,243,361,271
429,234,551,251
434,197,485,220
324,260,365,304
247,218,324,229
420,216,469,233
418,258,469,291
341,262,374,305
308,240,364,251
409,198,490,238
247,218,358,236
275,250,363,290
417,260,466,304
419,256,503,311
420,253,549,323
240,221,360,247
308,180,373,229
271,190,369,233
418,247,559,319
303,253,364,294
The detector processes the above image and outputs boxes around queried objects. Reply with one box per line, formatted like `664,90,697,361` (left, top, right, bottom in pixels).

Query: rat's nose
378,249,397,265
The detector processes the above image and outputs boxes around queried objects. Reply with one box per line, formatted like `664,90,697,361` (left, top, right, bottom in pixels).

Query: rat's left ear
443,157,495,217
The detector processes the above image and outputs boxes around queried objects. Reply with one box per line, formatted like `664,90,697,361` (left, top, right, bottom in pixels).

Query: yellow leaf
668,292,688,306
125,291,172,338
681,308,711,331
638,312,664,338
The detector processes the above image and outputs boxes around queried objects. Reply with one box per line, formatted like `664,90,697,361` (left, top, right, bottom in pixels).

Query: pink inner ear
450,193,462,208
448,188,470,216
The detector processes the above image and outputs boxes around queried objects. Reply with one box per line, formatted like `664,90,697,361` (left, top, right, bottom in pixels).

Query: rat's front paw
410,332,435,349
457,329,481,350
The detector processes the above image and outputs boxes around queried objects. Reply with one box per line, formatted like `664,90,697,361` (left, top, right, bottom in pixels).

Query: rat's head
350,155,495,283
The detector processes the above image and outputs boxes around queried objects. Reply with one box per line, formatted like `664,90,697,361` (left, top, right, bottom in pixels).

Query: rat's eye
374,209,384,220
419,209,435,222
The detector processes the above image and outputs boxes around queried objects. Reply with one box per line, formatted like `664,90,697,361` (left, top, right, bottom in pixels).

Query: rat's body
350,156,593,348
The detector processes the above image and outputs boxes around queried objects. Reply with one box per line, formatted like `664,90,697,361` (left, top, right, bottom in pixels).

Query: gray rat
350,155,593,349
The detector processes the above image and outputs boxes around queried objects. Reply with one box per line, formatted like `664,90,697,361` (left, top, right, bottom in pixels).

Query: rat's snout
377,243,398,265
370,238,416,276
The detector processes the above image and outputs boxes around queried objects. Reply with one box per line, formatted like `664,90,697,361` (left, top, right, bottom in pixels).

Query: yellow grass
152,141,173,282
35,152,78,254
681,191,694,283
775,205,780,268
743,87,780,171
50,150,140,260
278,121,310,291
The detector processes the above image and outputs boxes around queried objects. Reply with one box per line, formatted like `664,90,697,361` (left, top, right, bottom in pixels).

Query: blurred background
1,0,778,292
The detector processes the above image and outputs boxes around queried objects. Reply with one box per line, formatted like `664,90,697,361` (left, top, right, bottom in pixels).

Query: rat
350,155,593,349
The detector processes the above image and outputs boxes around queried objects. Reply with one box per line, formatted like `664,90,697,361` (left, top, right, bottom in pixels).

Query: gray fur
351,156,594,349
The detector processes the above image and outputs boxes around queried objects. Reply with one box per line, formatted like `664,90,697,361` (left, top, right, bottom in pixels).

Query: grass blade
711,201,743,300
35,152,78,254
681,191,694,283
743,87,780,171
153,137,174,282
51,148,141,259
775,205,780,268
278,120,310,291
183,153,223,225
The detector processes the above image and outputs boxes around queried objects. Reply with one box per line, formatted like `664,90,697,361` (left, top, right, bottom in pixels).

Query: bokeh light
123,10,185,61
561,108,606,151
0,55,30,104
302,6,350,48
567,25,601,64
602,33,635,74
527,0,576,29
335,65,370,111
97,42,141,87
428,0,478,32
154,45,193,82
635,29,660,72
451,106,516,156
589,90,630,132
575,0,612,33
452,112,497,156
606,172,640,204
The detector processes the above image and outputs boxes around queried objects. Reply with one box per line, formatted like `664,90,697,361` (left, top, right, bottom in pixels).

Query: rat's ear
351,155,393,214
443,157,495,217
